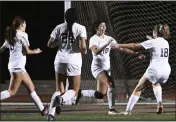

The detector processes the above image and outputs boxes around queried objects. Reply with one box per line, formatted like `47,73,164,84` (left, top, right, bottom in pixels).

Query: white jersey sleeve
2,41,9,48
21,33,30,46
89,37,98,49
110,37,117,44
50,25,60,39
140,39,155,49
80,26,87,39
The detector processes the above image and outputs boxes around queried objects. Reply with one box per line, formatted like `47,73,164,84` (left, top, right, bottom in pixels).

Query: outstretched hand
34,48,42,54
137,53,146,60
110,43,119,49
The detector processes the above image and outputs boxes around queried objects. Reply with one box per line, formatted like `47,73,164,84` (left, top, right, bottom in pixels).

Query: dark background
0,1,64,82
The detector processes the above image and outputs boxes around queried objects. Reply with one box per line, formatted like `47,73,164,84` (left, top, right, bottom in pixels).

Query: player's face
21,21,26,32
97,22,106,35
153,30,157,39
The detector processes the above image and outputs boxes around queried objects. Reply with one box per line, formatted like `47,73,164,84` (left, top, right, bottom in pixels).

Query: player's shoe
47,114,55,121
56,105,62,114
156,105,163,114
108,109,118,115
54,95,63,114
119,111,131,115
75,89,82,105
41,105,49,116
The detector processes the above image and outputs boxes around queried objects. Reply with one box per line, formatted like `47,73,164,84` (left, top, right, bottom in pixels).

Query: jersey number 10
160,48,169,57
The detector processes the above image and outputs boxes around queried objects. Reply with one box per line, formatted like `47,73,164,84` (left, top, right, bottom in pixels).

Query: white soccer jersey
141,37,170,67
50,22,87,66
141,37,171,83
89,35,117,71
3,30,30,70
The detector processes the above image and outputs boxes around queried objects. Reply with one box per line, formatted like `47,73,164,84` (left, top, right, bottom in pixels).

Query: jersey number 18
160,48,169,57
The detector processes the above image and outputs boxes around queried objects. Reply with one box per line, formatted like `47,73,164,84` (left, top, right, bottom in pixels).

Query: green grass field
1,104,176,121
1,113,176,121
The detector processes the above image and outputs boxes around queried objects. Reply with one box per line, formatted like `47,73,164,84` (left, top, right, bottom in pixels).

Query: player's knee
94,91,104,99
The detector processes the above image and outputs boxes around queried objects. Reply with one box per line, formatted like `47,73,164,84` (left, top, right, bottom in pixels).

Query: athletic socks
0,90,10,100
153,85,162,104
126,94,139,112
61,90,76,102
30,91,44,112
49,91,61,116
81,90,95,97
107,88,115,109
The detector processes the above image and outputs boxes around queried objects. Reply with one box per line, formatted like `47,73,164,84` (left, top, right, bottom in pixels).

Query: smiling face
96,22,106,36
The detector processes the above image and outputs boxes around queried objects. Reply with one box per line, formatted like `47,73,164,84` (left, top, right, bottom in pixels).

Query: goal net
71,1,176,103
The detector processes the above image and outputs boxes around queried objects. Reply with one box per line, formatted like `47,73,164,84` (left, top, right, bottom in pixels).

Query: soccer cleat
56,105,62,114
54,96,63,114
47,114,55,121
75,89,82,105
41,105,49,116
156,105,163,114
119,111,131,115
108,109,119,115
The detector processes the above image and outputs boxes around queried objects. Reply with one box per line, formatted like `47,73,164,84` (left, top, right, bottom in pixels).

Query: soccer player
0,16,48,116
75,20,143,115
47,8,87,121
117,24,171,115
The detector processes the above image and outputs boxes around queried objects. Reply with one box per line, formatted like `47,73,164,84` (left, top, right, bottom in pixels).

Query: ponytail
163,24,170,39
65,8,78,39
153,24,170,39
4,16,25,46
4,25,17,46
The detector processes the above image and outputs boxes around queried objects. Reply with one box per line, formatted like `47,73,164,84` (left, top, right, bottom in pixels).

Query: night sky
0,1,64,81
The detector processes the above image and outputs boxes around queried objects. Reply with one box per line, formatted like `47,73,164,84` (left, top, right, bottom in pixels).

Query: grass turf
1,113,175,121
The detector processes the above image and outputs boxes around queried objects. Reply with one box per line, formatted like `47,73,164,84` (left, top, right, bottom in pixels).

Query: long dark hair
153,24,170,39
65,8,78,39
4,16,25,46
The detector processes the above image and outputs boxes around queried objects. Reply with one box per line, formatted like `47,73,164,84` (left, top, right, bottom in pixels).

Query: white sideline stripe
0,102,175,106
97,102,175,105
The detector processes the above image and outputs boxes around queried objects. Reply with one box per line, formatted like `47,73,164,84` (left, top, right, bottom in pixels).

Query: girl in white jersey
47,8,87,121
75,20,143,115
116,24,171,115
0,16,48,116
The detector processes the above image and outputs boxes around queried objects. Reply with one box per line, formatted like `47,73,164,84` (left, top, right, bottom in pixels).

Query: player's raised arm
90,39,112,55
118,43,142,50
0,42,8,54
118,48,138,55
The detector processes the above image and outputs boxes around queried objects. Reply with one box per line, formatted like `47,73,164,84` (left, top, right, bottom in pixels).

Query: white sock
107,88,115,109
126,94,139,112
0,90,10,100
82,90,95,97
61,90,76,102
49,91,61,116
153,86,162,104
30,91,44,112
